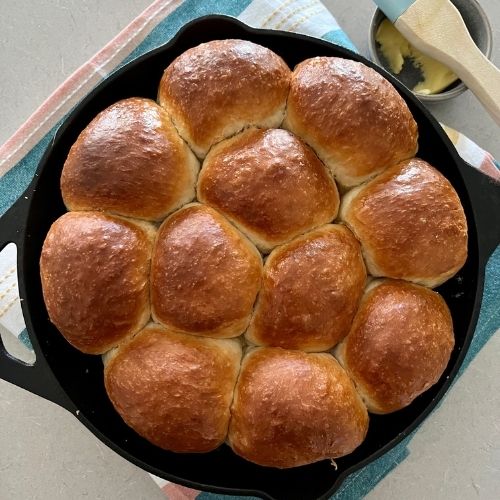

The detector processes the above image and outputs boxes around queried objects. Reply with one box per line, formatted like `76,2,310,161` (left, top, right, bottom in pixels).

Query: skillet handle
460,161,500,262
0,197,73,411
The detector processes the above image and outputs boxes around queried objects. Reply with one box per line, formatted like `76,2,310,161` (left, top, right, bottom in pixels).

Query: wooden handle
395,0,500,125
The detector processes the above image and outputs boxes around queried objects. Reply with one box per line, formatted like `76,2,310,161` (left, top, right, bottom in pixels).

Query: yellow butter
375,19,458,95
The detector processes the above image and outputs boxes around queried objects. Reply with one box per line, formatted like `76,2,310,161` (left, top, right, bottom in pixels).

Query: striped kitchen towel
0,1,498,499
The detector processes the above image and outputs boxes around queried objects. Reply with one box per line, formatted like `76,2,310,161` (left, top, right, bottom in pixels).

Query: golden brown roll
61,97,199,221
335,280,454,414
197,128,339,252
283,57,418,187
158,39,291,158
40,212,154,354
247,225,366,351
228,347,369,468
340,158,468,288
151,203,262,338
104,324,242,453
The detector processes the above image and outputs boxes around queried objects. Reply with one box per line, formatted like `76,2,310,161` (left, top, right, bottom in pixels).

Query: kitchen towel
0,1,499,499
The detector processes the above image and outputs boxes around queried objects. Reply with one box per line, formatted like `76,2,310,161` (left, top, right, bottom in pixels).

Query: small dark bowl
369,0,493,101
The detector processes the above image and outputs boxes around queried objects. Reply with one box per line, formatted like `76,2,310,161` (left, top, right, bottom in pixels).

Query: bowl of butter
369,0,492,101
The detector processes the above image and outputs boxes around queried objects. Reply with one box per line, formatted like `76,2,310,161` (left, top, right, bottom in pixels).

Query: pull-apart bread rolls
197,128,339,252
40,212,154,354
335,280,454,414
61,98,199,221
247,225,366,351
228,347,368,468
340,158,467,287
284,57,418,187
151,204,262,338
42,38,465,470
104,324,242,452
158,39,291,158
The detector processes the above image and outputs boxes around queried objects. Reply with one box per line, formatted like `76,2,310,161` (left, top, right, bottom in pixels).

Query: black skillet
0,16,499,500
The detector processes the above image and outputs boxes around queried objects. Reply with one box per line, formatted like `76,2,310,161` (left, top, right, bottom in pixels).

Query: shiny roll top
40,212,154,354
197,128,339,252
104,324,242,452
340,158,468,287
158,39,291,158
61,98,199,221
151,204,263,338
284,57,418,187
247,225,366,351
228,347,369,468
335,280,454,414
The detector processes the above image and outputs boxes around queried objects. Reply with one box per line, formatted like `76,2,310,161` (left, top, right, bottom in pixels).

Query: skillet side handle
460,162,500,262
0,198,74,411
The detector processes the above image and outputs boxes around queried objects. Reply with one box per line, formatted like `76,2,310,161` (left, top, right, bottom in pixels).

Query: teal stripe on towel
18,328,33,350
322,28,357,52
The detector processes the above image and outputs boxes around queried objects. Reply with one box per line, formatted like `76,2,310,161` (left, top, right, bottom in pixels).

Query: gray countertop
1,1,499,499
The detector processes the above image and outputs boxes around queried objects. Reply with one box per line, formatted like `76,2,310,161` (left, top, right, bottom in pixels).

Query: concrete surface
0,1,499,499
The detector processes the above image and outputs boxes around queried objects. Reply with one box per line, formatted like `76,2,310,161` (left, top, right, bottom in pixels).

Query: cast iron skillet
0,16,499,500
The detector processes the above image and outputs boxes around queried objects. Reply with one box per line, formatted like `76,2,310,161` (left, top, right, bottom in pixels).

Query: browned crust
61,97,199,221
151,203,263,338
335,280,455,414
340,158,468,287
158,40,291,157
197,128,339,252
104,324,242,452
247,225,366,351
284,57,418,186
39,212,154,354
228,347,369,468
